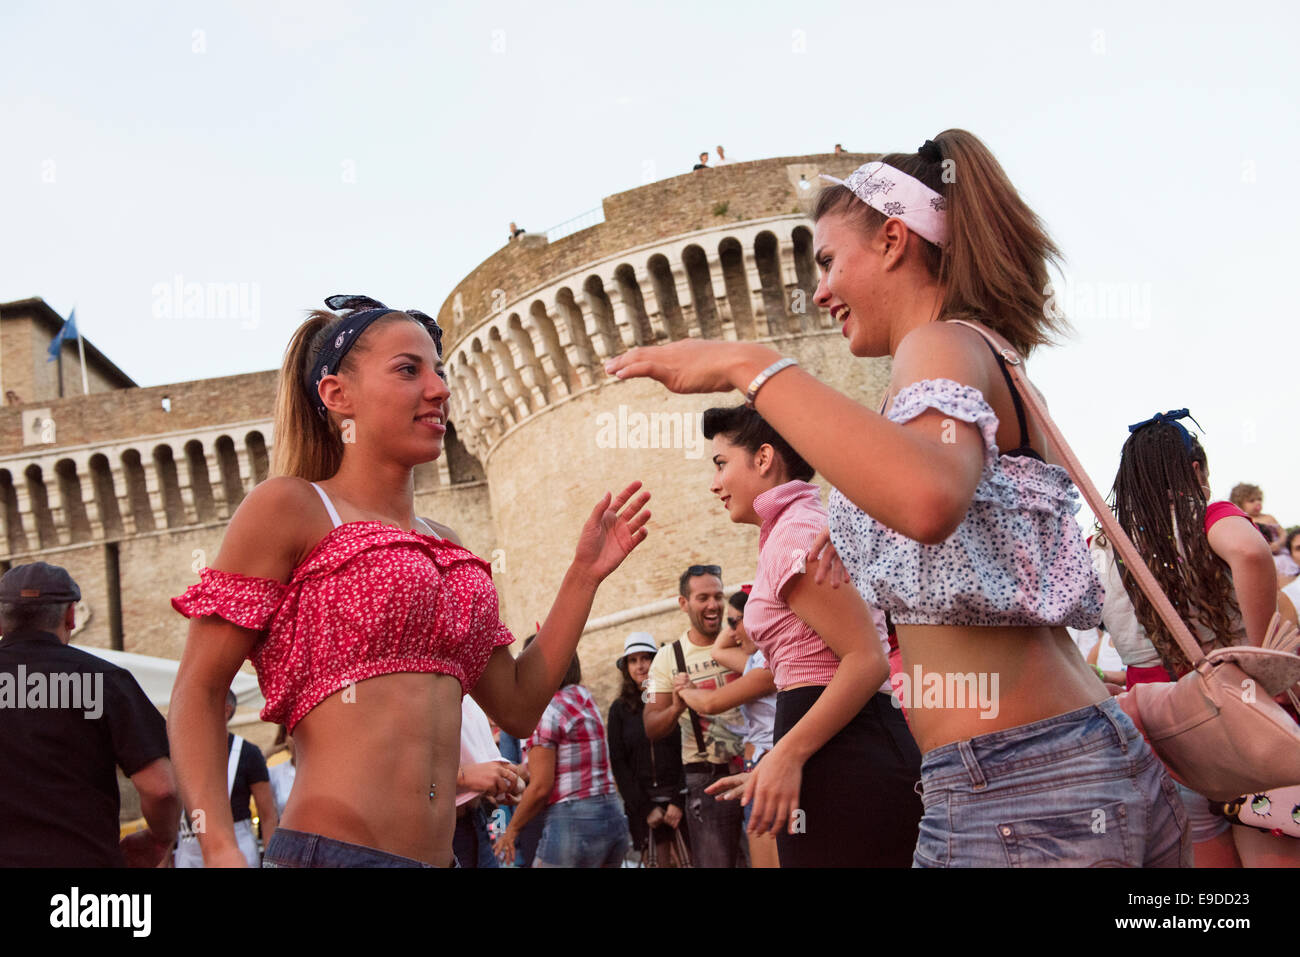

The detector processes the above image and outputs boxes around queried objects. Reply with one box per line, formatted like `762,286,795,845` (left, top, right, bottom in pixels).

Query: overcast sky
3,0,1296,525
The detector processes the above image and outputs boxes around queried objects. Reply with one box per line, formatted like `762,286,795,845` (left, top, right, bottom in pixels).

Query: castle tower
437,152,892,705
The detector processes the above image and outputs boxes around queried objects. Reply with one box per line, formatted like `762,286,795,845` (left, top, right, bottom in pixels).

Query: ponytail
815,128,1067,356
271,310,346,481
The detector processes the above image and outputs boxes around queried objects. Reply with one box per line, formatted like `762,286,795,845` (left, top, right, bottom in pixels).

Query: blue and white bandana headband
820,161,949,248
305,294,444,419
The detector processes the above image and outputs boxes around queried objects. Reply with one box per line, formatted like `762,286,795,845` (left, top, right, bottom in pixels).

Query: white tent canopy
77,644,263,715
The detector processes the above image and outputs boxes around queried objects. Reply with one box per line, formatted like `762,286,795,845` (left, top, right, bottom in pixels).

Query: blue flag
46,308,78,362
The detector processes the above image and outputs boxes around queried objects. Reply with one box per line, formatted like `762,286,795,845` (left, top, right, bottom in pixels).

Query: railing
544,206,605,242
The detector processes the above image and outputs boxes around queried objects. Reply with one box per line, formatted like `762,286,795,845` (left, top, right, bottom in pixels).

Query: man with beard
643,565,746,867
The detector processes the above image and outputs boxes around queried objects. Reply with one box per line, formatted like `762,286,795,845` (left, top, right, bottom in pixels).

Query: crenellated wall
0,405,499,656
437,152,875,343
429,154,894,717
445,216,838,464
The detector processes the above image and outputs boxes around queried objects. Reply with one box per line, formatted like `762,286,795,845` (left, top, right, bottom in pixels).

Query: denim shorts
1174,781,1231,844
262,827,455,868
913,697,1191,867
533,792,630,868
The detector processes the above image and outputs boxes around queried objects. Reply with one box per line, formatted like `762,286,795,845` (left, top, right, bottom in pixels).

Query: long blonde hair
271,308,426,481
814,128,1069,356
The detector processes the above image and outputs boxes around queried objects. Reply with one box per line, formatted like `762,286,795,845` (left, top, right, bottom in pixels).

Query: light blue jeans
532,792,630,868
912,697,1190,867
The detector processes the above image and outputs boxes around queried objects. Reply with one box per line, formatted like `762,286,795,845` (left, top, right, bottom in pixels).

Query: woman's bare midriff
280,671,463,866
897,623,1108,754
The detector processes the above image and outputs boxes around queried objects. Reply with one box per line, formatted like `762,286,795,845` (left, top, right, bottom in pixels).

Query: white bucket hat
616,632,657,669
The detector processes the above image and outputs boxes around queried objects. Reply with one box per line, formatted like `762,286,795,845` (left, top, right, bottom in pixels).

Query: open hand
741,746,804,837
808,527,851,588
493,829,517,866
704,771,750,802
604,340,778,395
572,482,652,582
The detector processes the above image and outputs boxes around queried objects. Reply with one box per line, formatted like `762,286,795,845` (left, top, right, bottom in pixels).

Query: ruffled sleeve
172,567,289,632
887,378,1001,475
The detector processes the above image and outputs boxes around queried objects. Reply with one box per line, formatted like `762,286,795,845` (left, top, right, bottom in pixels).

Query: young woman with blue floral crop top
169,296,650,868
606,130,1189,867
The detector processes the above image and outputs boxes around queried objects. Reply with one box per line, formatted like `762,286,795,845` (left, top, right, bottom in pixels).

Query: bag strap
946,319,1209,670
672,640,708,755
227,734,244,798
673,827,693,868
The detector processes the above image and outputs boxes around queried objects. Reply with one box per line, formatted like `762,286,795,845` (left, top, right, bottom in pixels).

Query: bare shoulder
231,476,323,526
217,476,322,580
891,320,993,394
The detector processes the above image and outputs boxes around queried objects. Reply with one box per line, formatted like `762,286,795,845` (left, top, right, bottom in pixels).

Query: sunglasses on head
685,564,722,578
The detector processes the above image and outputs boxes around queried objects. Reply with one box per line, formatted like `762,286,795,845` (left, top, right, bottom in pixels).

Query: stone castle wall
437,152,876,344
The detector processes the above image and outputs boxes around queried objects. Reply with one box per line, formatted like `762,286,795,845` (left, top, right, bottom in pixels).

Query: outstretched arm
606,323,991,543
676,668,775,715
494,746,555,865
471,483,651,738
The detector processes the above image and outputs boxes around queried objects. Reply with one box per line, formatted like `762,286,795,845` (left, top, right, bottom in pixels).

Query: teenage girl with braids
1099,413,1300,867
168,296,650,867
607,129,1189,866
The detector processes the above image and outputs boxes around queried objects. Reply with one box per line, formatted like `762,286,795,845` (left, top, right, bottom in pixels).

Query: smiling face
812,210,891,358
709,434,784,526
323,318,449,467
680,573,724,639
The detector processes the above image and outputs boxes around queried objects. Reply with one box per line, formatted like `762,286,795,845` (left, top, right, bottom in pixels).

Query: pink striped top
745,481,845,690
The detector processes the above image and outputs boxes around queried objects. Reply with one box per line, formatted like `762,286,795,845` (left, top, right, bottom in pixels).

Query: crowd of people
2,129,1298,869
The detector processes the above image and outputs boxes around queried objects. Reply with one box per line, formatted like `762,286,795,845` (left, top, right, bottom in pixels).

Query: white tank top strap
309,482,343,529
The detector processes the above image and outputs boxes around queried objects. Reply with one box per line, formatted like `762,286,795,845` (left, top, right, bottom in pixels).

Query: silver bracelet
744,357,798,408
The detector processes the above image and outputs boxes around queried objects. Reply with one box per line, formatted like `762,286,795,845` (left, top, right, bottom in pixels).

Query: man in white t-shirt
644,565,746,867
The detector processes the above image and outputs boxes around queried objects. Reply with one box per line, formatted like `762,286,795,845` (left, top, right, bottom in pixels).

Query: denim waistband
918,697,1143,792
262,826,454,868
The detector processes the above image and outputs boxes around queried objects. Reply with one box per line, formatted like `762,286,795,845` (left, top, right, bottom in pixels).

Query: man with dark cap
0,561,177,866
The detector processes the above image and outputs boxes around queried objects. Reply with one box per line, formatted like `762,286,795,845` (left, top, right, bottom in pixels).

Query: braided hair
1108,423,1243,676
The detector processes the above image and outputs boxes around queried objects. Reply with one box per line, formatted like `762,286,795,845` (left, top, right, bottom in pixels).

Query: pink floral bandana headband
819,161,948,248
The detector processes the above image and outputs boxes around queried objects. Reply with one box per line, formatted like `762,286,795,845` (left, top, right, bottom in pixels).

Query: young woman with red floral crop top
169,295,650,868
606,131,1189,867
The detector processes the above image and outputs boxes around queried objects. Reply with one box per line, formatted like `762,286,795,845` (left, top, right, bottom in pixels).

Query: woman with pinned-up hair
168,295,650,867
607,131,1189,867
683,403,918,868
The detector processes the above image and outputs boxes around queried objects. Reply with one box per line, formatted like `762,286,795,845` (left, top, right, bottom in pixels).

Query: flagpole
76,308,89,394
